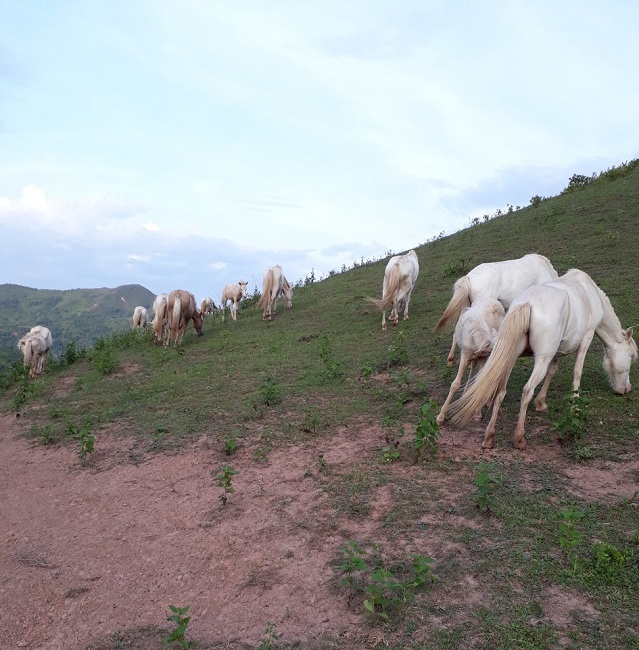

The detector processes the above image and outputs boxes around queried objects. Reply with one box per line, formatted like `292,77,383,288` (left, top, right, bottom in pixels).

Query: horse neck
594,286,624,348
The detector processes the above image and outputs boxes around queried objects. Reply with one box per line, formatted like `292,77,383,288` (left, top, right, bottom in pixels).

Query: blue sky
1,1,638,306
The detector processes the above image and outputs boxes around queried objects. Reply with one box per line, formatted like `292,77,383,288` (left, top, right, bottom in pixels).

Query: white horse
18,325,53,379
435,253,557,364
221,281,248,322
151,293,169,344
449,269,637,450
200,296,218,318
257,265,293,320
436,298,505,426
369,250,419,330
132,306,148,330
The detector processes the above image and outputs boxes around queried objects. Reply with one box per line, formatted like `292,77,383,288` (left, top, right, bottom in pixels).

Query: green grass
3,159,639,649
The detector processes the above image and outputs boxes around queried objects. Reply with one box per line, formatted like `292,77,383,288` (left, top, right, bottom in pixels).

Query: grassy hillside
0,283,156,369
2,159,639,649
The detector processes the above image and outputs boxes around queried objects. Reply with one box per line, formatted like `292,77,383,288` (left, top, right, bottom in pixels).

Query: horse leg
437,352,471,425
381,310,387,331
534,357,560,411
447,335,457,366
569,330,596,395
403,293,411,321
482,381,507,449
513,358,553,450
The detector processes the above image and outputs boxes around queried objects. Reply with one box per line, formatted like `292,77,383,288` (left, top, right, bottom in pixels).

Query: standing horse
200,296,218,318
151,293,169,344
18,325,53,379
436,298,505,425
166,290,204,346
369,250,419,330
257,265,293,320
132,306,148,330
435,253,557,364
221,281,248,322
449,269,637,450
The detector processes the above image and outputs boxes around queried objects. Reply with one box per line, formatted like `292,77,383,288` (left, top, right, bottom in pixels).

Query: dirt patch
1,400,636,650
563,455,639,501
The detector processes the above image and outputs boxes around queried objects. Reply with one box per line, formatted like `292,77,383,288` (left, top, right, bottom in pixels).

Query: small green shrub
258,621,278,650
472,468,502,513
412,399,440,462
163,604,191,649
259,376,282,406
558,508,585,575
92,338,117,375
319,334,346,380
69,422,95,462
216,465,237,506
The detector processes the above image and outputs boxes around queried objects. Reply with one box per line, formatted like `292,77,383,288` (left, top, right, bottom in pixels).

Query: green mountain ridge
0,283,156,369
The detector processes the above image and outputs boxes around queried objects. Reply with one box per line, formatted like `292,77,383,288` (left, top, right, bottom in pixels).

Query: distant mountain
0,284,156,370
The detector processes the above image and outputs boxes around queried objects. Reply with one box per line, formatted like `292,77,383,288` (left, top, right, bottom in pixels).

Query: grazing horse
257,265,293,320
166,290,204,346
200,296,218,318
221,281,248,322
435,253,557,365
436,298,505,426
369,250,419,330
132,306,148,330
449,269,637,450
151,293,169,344
18,325,53,379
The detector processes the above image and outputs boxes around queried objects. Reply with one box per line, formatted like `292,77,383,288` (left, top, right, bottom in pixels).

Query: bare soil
2,401,637,649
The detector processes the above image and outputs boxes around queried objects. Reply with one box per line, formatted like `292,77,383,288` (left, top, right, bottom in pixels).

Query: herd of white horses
18,254,637,450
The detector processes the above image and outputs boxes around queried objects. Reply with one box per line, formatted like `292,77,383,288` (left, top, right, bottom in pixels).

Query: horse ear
625,327,634,340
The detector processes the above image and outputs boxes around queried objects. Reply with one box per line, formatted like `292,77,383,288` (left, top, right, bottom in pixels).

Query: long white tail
170,296,182,344
368,263,402,311
257,270,275,315
435,276,472,332
449,303,531,425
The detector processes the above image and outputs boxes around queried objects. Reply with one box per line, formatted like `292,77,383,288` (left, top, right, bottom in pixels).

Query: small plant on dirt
551,391,589,452
69,423,95,462
259,376,282,406
337,541,434,624
382,442,401,463
338,540,368,587
163,604,192,649
222,431,239,455
387,330,408,366
361,363,373,380
302,405,323,433
216,465,237,506
252,430,273,463
558,507,585,575
12,366,34,411
33,423,56,445
472,468,502,513
319,334,346,380
317,450,327,473
258,621,278,650
411,399,440,462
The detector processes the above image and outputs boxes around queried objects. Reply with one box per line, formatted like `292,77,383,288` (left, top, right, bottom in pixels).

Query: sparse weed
69,422,95,462
552,391,590,457
387,331,408,366
163,604,191,649
411,399,439,462
472,468,502,513
302,405,323,433
258,621,278,650
12,366,34,411
558,507,585,575
32,423,56,445
215,465,237,506
92,338,117,375
319,334,346,380
259,376,282,406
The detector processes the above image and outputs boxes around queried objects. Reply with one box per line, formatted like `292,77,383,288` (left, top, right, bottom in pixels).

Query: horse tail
435,276,472,332
257,271,274,311
171,295,182,341
368,262,402,311
154,299,166,342
449,303,531,425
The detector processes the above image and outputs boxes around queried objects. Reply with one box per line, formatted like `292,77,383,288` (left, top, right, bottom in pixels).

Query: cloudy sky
1,1,638,305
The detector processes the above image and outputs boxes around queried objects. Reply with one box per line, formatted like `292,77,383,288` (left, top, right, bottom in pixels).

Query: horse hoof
514,440,527,451
481,440,494,449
